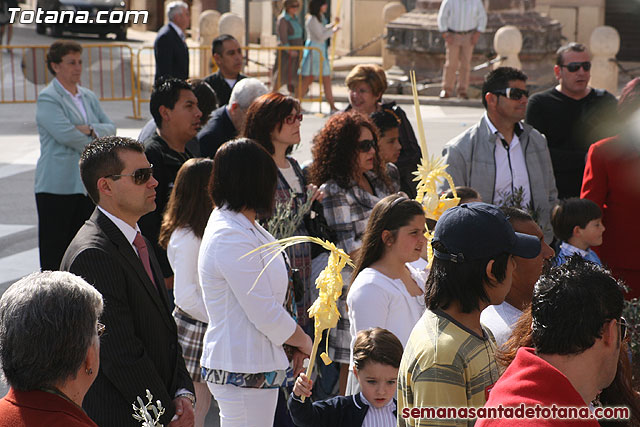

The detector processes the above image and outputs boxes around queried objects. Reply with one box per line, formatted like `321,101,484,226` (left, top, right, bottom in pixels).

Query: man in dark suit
154,1,190,82
61,136,195,427
198,77,267,158
204,34,247,106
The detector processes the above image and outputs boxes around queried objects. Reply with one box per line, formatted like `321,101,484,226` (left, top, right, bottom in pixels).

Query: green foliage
497,186,540,222
132,389,165,427
623,298,640,358
267,188,314,240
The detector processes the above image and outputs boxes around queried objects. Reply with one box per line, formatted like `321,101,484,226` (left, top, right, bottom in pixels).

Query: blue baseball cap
432,202,541,263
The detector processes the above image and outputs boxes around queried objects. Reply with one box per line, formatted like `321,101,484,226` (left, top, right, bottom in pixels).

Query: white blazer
198,207,297,373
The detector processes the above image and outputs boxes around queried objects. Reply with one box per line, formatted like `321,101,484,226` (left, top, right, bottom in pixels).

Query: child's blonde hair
353,327,403,371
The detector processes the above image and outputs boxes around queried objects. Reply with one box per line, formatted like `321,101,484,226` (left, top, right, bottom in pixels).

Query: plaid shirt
320,172,395,255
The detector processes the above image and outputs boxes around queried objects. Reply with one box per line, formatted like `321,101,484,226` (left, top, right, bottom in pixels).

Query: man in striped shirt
437,0,487,99
397,203,540,426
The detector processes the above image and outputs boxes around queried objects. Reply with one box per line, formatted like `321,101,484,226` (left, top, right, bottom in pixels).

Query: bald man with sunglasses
439,67,558,244
61,136,195,427
526,42,617,199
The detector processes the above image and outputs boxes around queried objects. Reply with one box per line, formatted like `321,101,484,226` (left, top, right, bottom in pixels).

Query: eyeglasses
97,322,106,337
491,87,529,100
560,61,591,72
358,139,377,152
618,317,628,341
104,165,154,185
284,114,303,125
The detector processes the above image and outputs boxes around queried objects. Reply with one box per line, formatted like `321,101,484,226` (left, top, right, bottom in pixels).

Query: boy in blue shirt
551,197,605,265
288,328,402,427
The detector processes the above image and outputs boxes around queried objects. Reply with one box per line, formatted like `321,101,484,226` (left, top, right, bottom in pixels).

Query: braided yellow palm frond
243,236,354,397
413,155,460,220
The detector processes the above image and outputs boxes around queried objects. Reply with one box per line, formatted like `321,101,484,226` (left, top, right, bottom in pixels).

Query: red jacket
476,348,599,426
0,388,98,427
581,136,640,298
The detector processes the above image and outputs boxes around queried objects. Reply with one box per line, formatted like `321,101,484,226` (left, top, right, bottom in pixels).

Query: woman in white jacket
299,0,339,112
346,195,428,395
159,158,214,427
198,138,312,426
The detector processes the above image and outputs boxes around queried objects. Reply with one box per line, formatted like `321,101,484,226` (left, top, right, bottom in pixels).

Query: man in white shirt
154,1,190,81
481,207,555,347
61,136,195,427
437,0,487,99
438,67,559,243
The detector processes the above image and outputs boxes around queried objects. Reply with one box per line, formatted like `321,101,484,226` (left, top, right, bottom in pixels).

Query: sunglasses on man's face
491,87,530,101
284,113,303,125
619,317,628,342
358,139,377,152
104,165,154,185
560,61,592,72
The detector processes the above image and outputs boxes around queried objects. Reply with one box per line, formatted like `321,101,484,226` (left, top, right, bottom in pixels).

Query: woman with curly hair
309,111,396,392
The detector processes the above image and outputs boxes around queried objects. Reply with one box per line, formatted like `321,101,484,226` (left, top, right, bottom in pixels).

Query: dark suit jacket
197,105,238,159
204,71,247,106
154,24,189,82
61,208,194,427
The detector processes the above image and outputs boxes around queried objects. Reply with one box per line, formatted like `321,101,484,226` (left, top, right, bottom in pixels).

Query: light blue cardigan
35,78,116,195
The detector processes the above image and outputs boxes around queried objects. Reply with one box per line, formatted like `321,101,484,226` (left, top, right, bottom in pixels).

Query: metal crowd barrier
0,44,137,117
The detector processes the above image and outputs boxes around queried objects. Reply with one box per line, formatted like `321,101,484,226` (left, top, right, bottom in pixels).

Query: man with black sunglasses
61,136,195,426
439,67,558,244
526,42,617,199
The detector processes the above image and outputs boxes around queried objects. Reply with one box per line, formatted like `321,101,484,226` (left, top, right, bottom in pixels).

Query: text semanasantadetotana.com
7,7,148,25
401,404,630,421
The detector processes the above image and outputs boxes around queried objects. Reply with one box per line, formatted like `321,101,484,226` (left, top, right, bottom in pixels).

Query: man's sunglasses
104,165,154,185
491,87,529,101
560,61,591,72
284,113,303,125
619,317,628,342
358,139,377,152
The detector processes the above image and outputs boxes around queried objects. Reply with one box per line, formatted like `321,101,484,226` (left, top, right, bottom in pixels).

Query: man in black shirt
526,42,617,199
140,78,201,292
204,34,247,106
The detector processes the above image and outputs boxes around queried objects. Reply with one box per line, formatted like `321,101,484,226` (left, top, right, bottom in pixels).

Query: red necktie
133,232,157,287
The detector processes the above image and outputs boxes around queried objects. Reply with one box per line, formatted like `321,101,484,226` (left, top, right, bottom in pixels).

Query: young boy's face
353,362,398,408
579,218,605,248
377,127,401,164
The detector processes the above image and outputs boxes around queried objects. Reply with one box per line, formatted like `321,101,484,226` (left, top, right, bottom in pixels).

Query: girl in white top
346,195,428,395
158,158,214,427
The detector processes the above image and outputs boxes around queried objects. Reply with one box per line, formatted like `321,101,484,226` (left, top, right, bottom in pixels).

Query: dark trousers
35,192,95,271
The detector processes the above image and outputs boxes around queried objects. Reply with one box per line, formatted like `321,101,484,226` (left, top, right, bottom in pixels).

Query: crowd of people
2,4,640,425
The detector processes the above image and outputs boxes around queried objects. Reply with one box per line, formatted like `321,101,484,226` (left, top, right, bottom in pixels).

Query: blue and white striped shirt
437,0,488,33
360,393,396,427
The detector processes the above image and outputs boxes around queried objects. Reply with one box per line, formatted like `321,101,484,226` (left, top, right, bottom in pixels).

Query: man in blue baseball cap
398,202,541,426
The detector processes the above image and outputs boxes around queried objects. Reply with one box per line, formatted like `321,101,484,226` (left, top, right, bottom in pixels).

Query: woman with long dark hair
158,158,214,427
310,111,395,392
346,194,427,394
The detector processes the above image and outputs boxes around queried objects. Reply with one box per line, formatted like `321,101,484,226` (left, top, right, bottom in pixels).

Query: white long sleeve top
347,265,426,369
305,14,334,44
167,227,208,323
198,208,297,373
437,0,487,33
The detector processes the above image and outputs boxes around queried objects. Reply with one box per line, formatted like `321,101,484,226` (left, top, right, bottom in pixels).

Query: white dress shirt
437,0,487,33
198,207,297,373
55,78,88,123
347,265,426,369
485,113,531,207
167,227,208,323
98,206,140,254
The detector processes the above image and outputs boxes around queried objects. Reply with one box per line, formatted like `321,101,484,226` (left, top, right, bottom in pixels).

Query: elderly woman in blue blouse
309,111,396,393
273,0,303,95
199,139,313,426
35,40,115,271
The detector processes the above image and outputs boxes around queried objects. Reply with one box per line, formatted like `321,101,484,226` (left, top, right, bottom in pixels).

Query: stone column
382,2,406,69
493,25,522,70
199,10,221,77
589,25,620,95
219,12,245,45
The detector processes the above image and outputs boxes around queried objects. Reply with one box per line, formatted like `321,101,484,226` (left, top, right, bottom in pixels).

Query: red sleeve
580,139,609,207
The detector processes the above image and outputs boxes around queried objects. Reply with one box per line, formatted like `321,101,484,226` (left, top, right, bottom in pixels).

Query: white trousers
207,383,278,427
